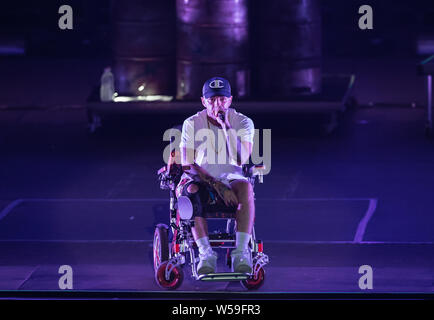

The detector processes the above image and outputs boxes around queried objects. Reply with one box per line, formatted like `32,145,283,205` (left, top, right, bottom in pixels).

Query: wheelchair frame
153,160,269,290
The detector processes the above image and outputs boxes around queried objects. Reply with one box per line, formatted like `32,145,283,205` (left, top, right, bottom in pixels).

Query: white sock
196,236,211,255
235,232,251,252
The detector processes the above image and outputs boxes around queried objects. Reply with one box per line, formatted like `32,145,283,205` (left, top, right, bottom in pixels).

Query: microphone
218,112,225,121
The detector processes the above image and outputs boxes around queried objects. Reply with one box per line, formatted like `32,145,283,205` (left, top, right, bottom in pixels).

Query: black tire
153,224,169,274
226,249,232,269
155,261,184,290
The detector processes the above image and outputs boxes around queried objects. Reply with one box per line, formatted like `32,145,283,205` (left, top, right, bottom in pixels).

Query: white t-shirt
179,107,254,185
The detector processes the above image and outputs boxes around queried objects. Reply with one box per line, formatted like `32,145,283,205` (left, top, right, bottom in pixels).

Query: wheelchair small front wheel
153,224,169,273
241,267,265,290
155,261,184,290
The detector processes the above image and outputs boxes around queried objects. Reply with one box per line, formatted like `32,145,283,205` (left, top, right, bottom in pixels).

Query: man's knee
187,183,199,194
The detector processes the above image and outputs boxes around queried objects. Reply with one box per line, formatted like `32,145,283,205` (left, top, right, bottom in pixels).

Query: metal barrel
112,0,176,96
176,0,250,100
252,0,322,98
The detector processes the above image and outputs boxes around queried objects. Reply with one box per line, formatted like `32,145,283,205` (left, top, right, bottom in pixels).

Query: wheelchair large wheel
155,261,184,290
153,224,169,273
241,267,265,290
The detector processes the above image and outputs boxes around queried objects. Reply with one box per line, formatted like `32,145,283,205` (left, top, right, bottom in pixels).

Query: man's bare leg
230,179,255,234
185,183,209,240
192,216,208,240
228,179,255,272
185,183,215,274
187,180,254,238
184,183,216,273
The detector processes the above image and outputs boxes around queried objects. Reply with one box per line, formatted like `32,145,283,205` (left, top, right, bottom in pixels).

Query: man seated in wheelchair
176,76,255,275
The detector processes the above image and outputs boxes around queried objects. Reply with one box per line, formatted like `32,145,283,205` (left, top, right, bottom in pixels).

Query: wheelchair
153,151,269,290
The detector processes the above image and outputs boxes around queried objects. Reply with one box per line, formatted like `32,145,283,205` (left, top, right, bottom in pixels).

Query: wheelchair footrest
197,272,249,282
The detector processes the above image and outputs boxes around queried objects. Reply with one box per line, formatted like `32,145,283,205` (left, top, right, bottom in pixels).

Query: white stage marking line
353,198,378,243
0,197,375,223
16,265,40,290
0,199,24,221
5,198,168,202
0,198,168,222
261,198,373,201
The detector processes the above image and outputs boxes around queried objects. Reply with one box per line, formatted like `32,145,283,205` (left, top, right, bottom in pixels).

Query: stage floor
0,105,433,294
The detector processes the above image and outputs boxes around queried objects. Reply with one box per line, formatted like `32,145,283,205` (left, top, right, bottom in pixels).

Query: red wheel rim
246,267,264,286
156,262,182,289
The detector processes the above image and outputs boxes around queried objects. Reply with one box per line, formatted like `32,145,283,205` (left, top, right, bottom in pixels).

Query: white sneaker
197,249,217,275
231,249,252,273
